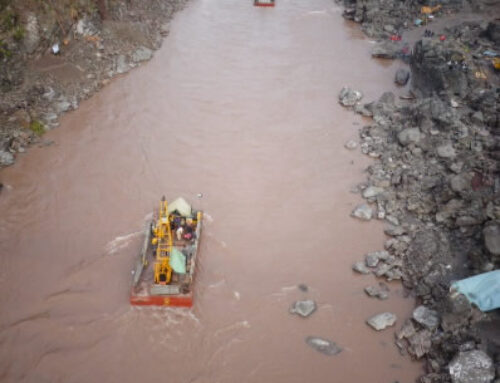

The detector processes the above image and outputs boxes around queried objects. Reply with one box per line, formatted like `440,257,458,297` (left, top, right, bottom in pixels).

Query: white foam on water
104,231,142,255
214,320,250,337
208,279,226,289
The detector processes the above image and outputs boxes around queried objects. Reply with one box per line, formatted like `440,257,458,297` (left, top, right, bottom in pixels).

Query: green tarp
169,248,186,274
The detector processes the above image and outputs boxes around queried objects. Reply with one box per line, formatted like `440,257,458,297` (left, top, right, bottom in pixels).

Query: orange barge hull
130,291,193,307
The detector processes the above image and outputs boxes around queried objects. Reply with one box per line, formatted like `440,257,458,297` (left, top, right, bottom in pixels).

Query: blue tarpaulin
451,270,500,312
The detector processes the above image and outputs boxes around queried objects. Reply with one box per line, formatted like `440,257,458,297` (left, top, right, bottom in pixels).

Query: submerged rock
352,204,373,220
305,336,342,356
448,350,494,383
290,300,317,318
364,285,389,300
353,261,371,274
344,140,358,150
339,87,363,107
367,312,397,330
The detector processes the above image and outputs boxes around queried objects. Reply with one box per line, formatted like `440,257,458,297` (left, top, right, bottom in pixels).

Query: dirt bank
338,0,500,382
0,0,187,167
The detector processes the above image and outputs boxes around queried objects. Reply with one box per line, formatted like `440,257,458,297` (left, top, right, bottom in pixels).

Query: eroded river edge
1,0,499,382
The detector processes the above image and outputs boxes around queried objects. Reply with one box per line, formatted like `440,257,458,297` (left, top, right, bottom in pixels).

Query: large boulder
395,68,410,85
448,350,495,383
371,41,402,59
483,21,500,44
410,39,469,97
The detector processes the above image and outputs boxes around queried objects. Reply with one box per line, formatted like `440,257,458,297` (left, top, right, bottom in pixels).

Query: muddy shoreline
0,0,188,168
338,0,499,381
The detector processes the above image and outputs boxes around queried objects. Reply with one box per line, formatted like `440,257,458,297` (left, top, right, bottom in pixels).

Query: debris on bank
340,3,500,380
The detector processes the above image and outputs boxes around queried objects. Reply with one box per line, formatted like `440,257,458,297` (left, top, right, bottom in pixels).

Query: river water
0,0,420,382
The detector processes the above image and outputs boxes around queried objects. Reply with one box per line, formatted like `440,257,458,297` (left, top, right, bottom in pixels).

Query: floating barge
130,197,202,307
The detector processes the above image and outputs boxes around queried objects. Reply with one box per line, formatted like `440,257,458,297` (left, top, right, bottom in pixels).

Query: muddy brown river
0,0,421,382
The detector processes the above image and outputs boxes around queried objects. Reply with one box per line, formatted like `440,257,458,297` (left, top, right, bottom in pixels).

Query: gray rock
395,68,410,86
384,225,406,236
367,312,397,330
483,223,500,255
456,216,480,227
0,151,15,166
374,262,393,278
398,128,421,146
305,336,342,356
353,261,370,274
449,350,495,383
450,174,470,193
412,305,440,329
344,140,358,150
339,87,363,107
24,14,40,54
362,186,384,198
408,329,432,358
352,204,373,220
365,253,380,267
365,250,389,265
364,285,389,300
132,46,153,63
116,55,130,74
75,17,98,37
353,103,373,117
371,41,401,59
437,143,456,158
290,300,317,318
55,101,72,113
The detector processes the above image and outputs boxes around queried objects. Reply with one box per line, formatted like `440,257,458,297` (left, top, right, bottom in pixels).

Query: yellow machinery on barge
130,197,202,307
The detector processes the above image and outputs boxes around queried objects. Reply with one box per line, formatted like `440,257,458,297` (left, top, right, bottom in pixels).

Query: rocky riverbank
0,0,188,168
339,1,499,382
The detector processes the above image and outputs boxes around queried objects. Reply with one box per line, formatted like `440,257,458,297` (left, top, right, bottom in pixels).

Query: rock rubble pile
341,14,499,383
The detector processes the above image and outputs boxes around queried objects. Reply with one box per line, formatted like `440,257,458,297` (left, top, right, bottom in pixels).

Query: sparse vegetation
12,25,24,41
29,120,45,136
0,38,11,58
1,9,17,31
